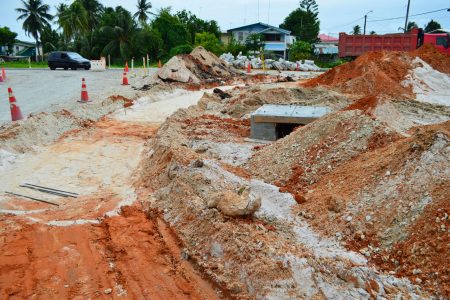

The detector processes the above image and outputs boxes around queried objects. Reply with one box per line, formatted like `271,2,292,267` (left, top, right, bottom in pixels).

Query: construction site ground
0,46,449,299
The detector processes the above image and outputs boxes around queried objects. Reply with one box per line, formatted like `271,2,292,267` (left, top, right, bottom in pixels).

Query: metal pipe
5,191,59,206
24,183,78,196
19,185,73,198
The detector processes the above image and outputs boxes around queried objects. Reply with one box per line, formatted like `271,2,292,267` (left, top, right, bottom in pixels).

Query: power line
322,16,365,31
368,7,449,23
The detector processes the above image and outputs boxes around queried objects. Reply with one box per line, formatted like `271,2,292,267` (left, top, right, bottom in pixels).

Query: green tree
352,25,361,35
245,33,264,54
40,25,59,53
289,40,311,61
424,19,441,33
100,6,136,61
194,32,223,55
15,0,53,60
152,8,189,55
225,35,247,56
57,1,89,40
0,27,18,55
133,0,152,26
176,10,220,44
406,21,418,31
370,30,376,35
169,44,193,57
280,0,320,43
79,0,103,31
131,27,163,59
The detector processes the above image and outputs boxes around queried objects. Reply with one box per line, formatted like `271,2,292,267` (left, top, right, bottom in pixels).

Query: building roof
228,22,291,35
318,34,338,42
14,40,36,47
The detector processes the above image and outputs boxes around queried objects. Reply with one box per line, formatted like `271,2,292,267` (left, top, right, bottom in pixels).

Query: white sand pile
403,57,450,106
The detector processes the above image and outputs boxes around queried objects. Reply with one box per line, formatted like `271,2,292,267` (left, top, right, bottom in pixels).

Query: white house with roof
226,22,295,59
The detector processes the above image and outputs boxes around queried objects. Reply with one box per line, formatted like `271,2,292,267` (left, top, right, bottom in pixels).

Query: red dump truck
338,28,450,58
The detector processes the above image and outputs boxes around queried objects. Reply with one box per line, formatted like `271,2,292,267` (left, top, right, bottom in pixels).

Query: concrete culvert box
250,104,331,141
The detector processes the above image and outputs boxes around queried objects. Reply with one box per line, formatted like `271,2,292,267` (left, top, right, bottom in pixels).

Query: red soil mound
411,42,450,74
303,43,450,97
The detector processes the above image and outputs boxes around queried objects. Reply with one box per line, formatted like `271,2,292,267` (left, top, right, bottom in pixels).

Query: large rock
207,188,261,217
157,56,200,83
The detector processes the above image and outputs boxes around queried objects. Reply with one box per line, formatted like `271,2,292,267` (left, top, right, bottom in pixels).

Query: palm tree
16,0,53,60
133,0,152,26
352,25,361,35
57,1,89,41
102,7,136,60
78,0,103,31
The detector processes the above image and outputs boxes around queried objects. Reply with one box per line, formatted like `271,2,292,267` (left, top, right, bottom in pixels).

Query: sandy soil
0,88,224,299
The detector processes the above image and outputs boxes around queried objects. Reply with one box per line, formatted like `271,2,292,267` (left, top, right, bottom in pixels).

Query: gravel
0,68,157,124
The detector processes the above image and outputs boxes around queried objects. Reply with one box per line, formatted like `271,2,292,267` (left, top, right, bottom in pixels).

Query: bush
289,40,312,61
194,32,223,55
169,44,194,57
225,36,248,56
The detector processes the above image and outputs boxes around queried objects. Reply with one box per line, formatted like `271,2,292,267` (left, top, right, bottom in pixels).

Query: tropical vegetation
11,0,230,64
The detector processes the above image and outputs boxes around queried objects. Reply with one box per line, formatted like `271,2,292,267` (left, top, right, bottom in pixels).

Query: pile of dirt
247,109,401,198
220,85,351,118
157,46,242,85
303,44,450,99
248,107,449,297
136,88,431,298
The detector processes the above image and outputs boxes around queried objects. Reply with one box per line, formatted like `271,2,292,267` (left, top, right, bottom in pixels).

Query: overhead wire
368,7,449,23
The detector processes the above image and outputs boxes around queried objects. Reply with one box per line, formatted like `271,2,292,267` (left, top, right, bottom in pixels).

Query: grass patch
0,60,48,68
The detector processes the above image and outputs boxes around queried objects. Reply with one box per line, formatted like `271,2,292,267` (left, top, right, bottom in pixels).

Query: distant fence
90,57,106,71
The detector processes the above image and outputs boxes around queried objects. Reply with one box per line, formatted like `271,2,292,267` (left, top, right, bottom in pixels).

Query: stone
104,288,112,295
208,189,261,217
157,56,200,84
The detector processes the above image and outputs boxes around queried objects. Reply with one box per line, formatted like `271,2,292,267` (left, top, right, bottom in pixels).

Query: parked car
48,51,91,70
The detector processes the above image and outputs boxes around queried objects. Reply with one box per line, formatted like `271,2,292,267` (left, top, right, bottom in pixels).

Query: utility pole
404,0,411,33
363,10,373,34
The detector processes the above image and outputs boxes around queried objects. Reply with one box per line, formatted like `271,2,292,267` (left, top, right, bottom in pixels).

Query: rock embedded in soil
207,189,261,217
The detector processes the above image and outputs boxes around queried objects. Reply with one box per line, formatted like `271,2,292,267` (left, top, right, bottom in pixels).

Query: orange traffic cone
80,77,89,102
8,87,23,121
247,62,251,73
1,67,6,80
158,60,162,68
125,61,129,73
122,72,129,85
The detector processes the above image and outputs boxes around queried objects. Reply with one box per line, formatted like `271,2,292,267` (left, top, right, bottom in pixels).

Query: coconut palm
133,0,152,26
78,0,103,31
16,0,53,60
101,7,136,60
57,1,89,40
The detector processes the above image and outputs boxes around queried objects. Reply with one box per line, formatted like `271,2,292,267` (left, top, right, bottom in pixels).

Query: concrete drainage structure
250,104,331,141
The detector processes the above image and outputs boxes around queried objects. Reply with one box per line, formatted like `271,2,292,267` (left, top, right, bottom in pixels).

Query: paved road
0,68,158,124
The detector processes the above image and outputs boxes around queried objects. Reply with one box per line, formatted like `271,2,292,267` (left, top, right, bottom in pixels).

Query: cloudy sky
1,0,449,41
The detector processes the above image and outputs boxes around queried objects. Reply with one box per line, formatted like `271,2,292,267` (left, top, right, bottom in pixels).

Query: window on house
265,34,281,42
238,32,244,41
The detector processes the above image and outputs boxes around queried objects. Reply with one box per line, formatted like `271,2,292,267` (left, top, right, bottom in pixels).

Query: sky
1,0,449,42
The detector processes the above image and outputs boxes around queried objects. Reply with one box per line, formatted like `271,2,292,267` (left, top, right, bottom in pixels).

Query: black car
48,51,91,70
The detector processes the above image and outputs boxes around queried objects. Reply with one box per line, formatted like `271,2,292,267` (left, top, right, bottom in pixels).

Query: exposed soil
0,205,221,299
303,43,450,98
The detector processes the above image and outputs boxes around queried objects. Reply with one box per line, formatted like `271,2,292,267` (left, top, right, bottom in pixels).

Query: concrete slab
250,104,330,140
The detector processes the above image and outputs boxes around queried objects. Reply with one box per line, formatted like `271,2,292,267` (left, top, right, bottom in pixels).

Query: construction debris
0,41,449,299
219,52,321,71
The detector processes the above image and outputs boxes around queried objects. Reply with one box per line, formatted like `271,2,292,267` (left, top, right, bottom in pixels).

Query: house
314,34,339,57
227,22,295,59
0,40,40,57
